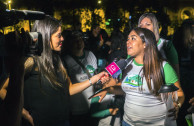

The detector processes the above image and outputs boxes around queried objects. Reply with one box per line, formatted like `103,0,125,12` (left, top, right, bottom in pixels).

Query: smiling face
139,17,154,32
126,30,146,57
50,26,64,51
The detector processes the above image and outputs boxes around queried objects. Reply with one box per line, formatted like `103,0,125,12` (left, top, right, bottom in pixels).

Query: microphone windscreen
116,59,127,70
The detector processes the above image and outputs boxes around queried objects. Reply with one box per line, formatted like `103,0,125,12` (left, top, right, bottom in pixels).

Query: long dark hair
32,15,67,88
133,27,164,95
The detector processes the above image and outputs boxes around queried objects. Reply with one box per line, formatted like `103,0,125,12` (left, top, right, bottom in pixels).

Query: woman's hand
93,71,109,84
109,108,119,116
168,102,180,120
103,77,118,89
22,108,34,126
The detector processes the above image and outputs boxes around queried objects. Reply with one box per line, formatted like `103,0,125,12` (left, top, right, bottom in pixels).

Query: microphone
95,58,130,85
105,59,127,78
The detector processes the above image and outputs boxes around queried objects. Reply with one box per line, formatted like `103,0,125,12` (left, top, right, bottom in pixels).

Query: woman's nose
61,36,64,41
140,24,145,28
126,40,130,44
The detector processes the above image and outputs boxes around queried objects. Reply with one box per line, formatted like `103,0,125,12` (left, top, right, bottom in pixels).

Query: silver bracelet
89,78,93,86
177,102,182,108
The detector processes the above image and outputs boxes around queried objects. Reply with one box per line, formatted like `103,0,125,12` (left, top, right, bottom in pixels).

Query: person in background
0,15,109,126
0,30,27,126
173,19,194,126
107,31,127,63
61,31,98,126
173,19,194,69
138,13,180,76
91,27,184,126
90,79,123,126
86,24,110,64
85,23,102,57
73,22,82,33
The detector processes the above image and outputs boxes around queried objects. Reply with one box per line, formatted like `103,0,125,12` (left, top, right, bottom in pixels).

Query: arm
22,108,34,126
102,77,118,89
164,63,184,119
21,57,35,126
0,78,9,100
168,80,185,119
90,95,119,118
90,96,111,118
89,84,125,102
164,63,184,106
69,71,109,95
174,81,184,107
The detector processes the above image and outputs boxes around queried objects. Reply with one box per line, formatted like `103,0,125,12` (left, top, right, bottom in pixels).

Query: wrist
89,78,93,86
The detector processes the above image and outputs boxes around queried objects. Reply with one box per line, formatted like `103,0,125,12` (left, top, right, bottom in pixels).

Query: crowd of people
0,12,193,126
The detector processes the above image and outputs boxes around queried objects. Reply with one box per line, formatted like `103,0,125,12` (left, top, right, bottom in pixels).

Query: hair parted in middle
138,13,160,42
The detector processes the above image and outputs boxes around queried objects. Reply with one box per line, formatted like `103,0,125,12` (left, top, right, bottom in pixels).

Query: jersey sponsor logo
124,74,143,87
76,73,88,82
79,75,88,80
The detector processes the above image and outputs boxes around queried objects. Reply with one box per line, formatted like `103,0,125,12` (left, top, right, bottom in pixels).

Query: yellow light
98,0,101,4
7,0,12,10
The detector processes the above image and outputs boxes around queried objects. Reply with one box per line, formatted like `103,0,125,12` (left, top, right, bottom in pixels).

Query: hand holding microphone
93,71,109,84
88,58,133,102
95,59,128,86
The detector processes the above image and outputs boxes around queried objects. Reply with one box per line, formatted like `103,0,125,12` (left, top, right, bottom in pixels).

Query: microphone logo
105,62,120,76
110,65,116,71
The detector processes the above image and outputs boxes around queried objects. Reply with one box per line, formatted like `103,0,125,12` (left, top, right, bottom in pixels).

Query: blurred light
7,0,12,10
129,16,132,19
108,19,111,21
118,19,120,21
105,22,110,25
98,0,102,4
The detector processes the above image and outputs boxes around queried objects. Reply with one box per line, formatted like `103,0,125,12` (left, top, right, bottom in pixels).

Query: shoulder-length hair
133,27,164,95
32,15,67,88
138,13,160,42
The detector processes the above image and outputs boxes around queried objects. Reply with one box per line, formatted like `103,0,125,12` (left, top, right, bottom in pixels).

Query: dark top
23,62,70,126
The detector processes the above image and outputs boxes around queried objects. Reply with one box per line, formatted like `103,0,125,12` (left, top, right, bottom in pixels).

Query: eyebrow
130,35,137,37
140,22,152,24
56,32,61,35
